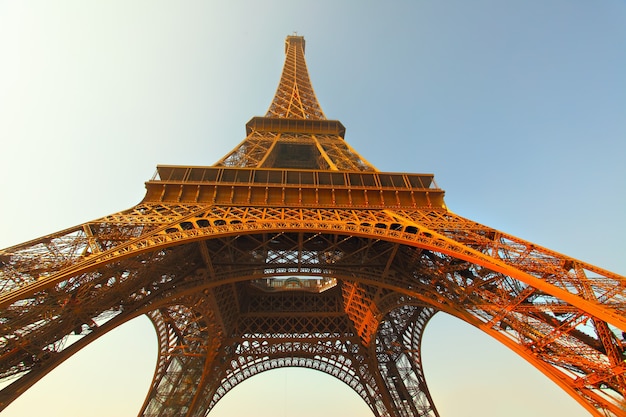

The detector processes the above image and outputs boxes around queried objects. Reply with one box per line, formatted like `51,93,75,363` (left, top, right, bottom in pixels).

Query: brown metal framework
1,35,625,417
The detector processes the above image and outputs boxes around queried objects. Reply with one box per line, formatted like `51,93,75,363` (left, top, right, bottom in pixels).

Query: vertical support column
373,305,440,417
140,305,223,417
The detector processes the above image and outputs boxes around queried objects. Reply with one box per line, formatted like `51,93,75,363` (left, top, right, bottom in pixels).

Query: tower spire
265,35,326,119
215,36,375,170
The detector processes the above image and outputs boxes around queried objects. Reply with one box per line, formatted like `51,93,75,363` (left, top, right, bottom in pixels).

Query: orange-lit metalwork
1,35,625,417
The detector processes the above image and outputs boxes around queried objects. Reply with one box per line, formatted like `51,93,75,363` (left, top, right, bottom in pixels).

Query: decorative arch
1,210,625,416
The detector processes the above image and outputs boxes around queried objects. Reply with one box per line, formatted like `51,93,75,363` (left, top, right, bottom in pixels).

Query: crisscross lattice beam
266,35,325,120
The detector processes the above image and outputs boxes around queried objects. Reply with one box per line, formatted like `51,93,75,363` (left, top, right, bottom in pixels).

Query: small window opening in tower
250,276,337,293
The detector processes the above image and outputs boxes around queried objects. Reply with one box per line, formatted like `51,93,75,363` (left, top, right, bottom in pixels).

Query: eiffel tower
1,35,625,417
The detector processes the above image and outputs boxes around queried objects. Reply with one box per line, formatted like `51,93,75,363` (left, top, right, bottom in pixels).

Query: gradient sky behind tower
1,1,625,416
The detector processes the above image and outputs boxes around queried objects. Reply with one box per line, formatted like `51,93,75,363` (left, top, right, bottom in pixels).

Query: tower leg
373,305,440,417
140,304,222,417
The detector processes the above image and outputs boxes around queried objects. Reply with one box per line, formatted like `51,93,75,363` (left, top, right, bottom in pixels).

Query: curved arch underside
1,204,625,416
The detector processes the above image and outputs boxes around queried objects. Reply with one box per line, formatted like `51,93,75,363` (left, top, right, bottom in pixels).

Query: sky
0,1,625,416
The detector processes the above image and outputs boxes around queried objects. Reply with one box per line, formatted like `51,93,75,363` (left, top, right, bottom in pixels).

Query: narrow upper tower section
145,35,444,208
265,35,326,120
213,35,376,171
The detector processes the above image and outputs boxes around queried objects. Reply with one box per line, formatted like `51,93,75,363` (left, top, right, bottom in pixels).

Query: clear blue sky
1,1,624,416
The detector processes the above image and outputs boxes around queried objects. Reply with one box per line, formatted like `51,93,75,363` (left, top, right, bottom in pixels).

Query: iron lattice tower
1,35,625,417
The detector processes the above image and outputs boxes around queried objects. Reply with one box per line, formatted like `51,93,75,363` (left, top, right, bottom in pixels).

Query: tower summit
266,35,326,119
1,36,624,417
215,34,375,171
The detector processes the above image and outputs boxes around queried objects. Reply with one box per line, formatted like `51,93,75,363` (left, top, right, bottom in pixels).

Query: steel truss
1,35,625,417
